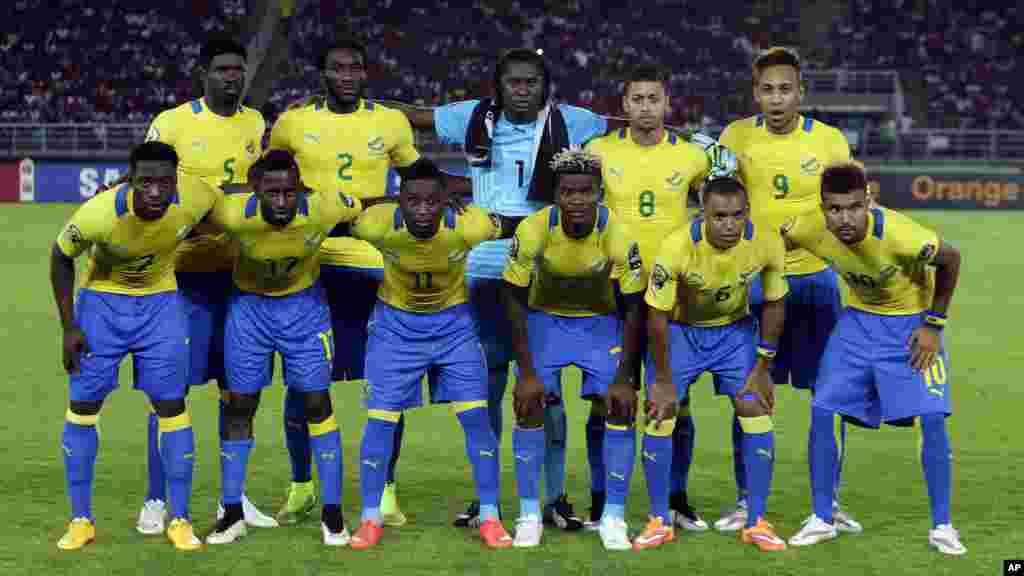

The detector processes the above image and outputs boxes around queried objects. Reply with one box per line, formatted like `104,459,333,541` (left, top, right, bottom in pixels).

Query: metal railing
2,123,1022,161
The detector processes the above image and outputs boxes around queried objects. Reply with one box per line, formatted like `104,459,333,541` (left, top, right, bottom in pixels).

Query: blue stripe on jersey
803,116,814,132
444,207,456,229
744,219,754,240
548,206,560,229
245,194,259,218
871,207,885,239
690,218,703,243
393,206,403,229
597,205,609,231
297,192,309,216
191,99,203,114
755,114,764,127
668,131,678,145
115,184,129,217
618,128,627,139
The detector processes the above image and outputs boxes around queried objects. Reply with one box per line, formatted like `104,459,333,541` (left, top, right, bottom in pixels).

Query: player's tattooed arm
50,244,87,374
608,287,642,422
645,308,677,426
911,240,961,372
505,282,544,426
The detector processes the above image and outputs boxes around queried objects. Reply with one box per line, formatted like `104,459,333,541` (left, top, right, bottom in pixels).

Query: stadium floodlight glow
536,49,543,55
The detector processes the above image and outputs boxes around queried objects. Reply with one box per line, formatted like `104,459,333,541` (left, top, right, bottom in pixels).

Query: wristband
924,311,947,331
756,342,777,359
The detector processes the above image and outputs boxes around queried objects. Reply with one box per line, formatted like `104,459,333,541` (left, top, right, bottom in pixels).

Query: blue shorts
751,268,841,389
176,271,232,387
224,283,333,395
364,301,487,412
321,265,383,381
812,308,952,428
467,276,516,368
523,311,622,400
645,317,756,402
71,289,188,403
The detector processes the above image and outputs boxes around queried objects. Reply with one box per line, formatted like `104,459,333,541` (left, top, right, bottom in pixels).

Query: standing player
584,64,716,532
141,36,277,532
51,142,213,551
396,48,608,528
204,150,364,546
346,159,514,549
783,163,966,555
502,150,646,548
269,38,420,527
645,178,789,552
717,46,859,533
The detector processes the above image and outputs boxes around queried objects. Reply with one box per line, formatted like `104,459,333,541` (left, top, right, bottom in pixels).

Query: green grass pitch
2,204,1020,575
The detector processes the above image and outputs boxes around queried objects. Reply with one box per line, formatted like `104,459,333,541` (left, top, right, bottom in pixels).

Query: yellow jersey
146,98,266,273
783,207,939,315
56,178,219,295
270,98,420,269
209,190,363,297
503,205,647,317
719,115,850,276
585,128,710,276
352,205,501,313
646,218,789,327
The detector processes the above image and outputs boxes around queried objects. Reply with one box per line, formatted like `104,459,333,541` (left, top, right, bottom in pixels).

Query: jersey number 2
338,153,353,181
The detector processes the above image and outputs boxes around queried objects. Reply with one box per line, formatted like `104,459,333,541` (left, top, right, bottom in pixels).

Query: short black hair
494,48,549,106
250,149,299,181
701,177,748,205
201,35,247,69
129,141,178,171
626,63,668,91
753,46,802,82
398,158,447,191
319,38,368,70
821,162,868,197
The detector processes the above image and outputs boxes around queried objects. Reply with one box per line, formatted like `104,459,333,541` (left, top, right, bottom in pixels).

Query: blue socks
159,413,195,520
360,415,397,524
513,426,544,518
220,438,253,506
670,406,695,495
810,406,837,522
284,387,312,483
309,415,342,508
640,421,672,524
145,411,165,502
457,405,501,520
738,410,775,528
604,424,637,520
544,399,567,505
586,412,606,495
920,413,951,527
63,414,99,520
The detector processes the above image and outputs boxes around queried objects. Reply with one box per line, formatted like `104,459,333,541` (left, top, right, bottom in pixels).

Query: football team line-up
50,34,966,556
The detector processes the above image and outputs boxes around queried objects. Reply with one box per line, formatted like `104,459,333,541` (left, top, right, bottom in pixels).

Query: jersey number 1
338,153,353,181
515,160,525,187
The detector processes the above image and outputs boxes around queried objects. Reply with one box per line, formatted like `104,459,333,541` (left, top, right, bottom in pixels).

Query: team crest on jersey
627,242,642,271
589,257,610,275
684,271,705,287
917,242,937,262
62,223,83,245
145,125,160,142
651,264,670,291
304,231,324,247
800,156,821,175
609,166,623,179
304,132,321,144
339,192,355,208
191,139,206,152
665,172,685,190
368,136,385,156
878,265,899,283
245,140,257,158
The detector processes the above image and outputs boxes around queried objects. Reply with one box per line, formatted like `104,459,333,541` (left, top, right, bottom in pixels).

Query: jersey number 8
638,190,656,217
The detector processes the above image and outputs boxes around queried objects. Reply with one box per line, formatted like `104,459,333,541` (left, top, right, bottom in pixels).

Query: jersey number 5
222,158,236,185
772,174,789,199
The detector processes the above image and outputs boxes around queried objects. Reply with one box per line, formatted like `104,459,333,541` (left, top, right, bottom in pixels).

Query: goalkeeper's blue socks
284,387,312,483
159,412,195,520
63,411,99,520
513,425,544,518
604,423,637,521
220,438,253,506
145,410,165,502
360,415,397,524
457,404,500,521
543,399,567,506
920,413,952,527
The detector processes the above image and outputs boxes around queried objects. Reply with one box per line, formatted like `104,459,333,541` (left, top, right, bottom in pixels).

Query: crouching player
347,158,516,549
783,162,966,555
205,150,364,546
502,149,646,549
51,142,214,551
645,177,789,551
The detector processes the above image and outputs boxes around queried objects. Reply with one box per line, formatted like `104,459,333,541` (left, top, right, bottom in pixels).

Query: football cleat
136,499,167,535
598,516,631,551
454,500,481,528
479,517,513,549
928,524,966,556
833,505,863,534
670,492,709,532
632,516,675,550
788,515,838,546
714,500,748,532
166,518,201,551
57,517,95,551
741,518,787,551
543,494,583,531
512,515,543,548
206,517,247,545
275,482,317,526
381,483,407,527
322,522,352,547
350,520,383,549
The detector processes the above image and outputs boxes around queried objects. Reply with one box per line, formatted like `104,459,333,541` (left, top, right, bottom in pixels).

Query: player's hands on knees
62,326,88,374
607,376,637,422
909,326,940,373
513,374,545,420
739,365,775,413
645,378,676,427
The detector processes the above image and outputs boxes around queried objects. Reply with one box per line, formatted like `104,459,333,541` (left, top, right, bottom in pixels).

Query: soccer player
783,163,966,555
346,158,515,549
502,149,645,548
717,46,859,533
585,64,718,532
397,48,609,528
269,38,420,527
51,142,213,551
645,177,789,552
204,150,364,546
141,36,277,531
